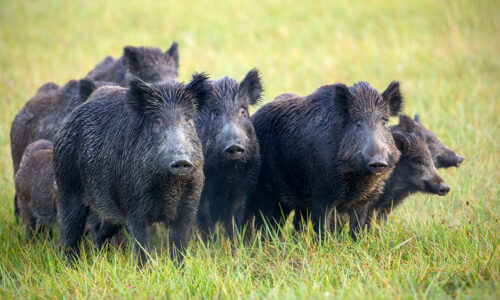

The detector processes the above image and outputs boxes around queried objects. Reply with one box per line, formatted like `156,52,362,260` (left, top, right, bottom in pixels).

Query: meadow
0,0,498,298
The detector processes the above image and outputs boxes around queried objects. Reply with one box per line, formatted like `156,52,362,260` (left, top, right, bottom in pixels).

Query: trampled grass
0,0,498,298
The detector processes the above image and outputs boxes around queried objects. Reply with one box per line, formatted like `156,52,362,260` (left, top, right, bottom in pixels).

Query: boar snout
168,159,194,176
425,176,450,196
363,134,391,175
220,121,248,160
438,182,450,196
367,159,388,175
224,144,246,160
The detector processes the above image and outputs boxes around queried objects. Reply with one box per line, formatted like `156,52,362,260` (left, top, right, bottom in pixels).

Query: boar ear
127,78,158,114
392,131,410,152
398,115,417,133
165,41,179,69
238,68,263,106
334,83,353,115
185,72,212,111
414,113,421,123
79,79,98,102
123,46,142,70
382,81,403,116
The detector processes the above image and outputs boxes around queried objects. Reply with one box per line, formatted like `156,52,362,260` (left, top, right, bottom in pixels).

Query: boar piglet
247,81,403,238
15,140,58,237
86,42,179,86
391,114,465,168
196,69,263,239
54,74,211,266
10,79,115,218
370,115,450,221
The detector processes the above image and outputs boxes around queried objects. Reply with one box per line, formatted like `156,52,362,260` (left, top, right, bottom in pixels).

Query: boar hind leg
95,220,122,249
25,216,38,238
59,191,89,262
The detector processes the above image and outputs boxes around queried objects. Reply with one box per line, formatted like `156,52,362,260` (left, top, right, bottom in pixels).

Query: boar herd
9,42,465,266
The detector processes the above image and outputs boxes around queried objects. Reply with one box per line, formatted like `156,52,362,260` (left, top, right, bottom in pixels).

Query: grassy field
0,0,499,298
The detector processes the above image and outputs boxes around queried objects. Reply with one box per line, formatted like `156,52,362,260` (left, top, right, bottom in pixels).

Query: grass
0,0,499,298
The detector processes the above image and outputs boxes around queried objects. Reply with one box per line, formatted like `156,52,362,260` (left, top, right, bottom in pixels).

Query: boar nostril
438,183,450,196
367,160,388,175
169,160,193,176
224,144,246,160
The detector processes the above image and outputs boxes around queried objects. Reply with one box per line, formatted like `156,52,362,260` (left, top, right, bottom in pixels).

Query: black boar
53,74,211,265
247,81,403,237
86,42,179,86
15,140,58,237
392,114,465,168
371,115,450,222
196,69,262,239
296,115,453,233
10,79,115,217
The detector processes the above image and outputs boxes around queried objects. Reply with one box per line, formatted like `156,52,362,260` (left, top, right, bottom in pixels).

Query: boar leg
376,204,392,224
14,194,20,220
310,203,334,238
197,194,215,240
348,204,370,240
169,211,196,264
59,191,89,261
292,207,308,232
126,218,150,267
224,193,246,240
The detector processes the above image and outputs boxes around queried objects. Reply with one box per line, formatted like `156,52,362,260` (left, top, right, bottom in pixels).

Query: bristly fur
368,115,449,223
54,74,209,265
127,73,211,117
195,69,262,239
10,79,115,218
246,80,402,238
391,113,465,169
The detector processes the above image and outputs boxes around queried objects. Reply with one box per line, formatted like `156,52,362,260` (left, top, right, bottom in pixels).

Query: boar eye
382,118,389,127
356,121,362,128
412,156,424,165
239,108,247,117
184,116,191,124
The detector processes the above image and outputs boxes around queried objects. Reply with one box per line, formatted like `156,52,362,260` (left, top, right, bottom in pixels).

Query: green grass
0,0,499,298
